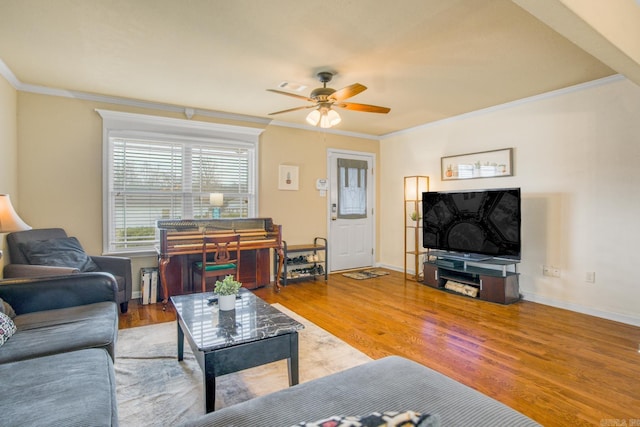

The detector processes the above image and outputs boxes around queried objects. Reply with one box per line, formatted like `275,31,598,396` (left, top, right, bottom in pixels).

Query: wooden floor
119,269,640,426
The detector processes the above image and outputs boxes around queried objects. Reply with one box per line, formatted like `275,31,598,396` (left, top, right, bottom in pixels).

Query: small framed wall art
441,148,513,181
278,165,299,190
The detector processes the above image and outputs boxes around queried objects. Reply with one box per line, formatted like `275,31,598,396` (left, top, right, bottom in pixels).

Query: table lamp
0,194,32,260
210,193,224,219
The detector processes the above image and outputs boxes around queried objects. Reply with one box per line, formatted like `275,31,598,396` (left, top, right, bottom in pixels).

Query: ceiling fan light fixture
321,108,341,128
307,106,341,129
269,71,387,128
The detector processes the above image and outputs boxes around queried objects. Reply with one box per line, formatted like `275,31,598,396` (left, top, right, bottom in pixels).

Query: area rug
342,268,390,280
115,304,372,427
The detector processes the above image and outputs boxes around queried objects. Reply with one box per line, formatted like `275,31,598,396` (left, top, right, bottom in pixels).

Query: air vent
278,81,307,92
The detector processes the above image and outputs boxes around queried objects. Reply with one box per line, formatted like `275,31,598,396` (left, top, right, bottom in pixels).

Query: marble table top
171,288,304,352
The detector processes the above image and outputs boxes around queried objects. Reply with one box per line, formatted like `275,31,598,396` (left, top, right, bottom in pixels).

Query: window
97,110,263,254
337,158,368,219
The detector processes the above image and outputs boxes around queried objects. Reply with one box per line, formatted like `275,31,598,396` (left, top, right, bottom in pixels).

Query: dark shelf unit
422,251,520,304
276,237,328,286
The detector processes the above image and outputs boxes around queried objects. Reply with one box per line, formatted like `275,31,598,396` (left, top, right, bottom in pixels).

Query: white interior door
327,150,375,271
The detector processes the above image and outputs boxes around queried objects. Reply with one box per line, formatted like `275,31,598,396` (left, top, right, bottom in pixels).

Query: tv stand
423,251,520,304
441,252,493,262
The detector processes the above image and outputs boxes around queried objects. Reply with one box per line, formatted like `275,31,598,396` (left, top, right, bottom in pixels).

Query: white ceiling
0,0,624,136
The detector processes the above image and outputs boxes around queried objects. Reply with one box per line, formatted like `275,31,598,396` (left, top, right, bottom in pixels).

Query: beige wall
14,92,378,291
259,126,379,245
0,74,18,265
380,76,640,325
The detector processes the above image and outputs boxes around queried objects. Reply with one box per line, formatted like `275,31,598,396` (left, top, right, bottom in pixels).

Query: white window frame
97,109,263,255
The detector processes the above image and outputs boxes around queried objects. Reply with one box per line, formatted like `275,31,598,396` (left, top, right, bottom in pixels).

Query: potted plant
214,275,242,311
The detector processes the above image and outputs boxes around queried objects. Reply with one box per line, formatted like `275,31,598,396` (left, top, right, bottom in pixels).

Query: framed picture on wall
278,165,299,190
441,148,513,180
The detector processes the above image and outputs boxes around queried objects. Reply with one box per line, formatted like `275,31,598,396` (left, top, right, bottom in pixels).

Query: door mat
342,269,390,280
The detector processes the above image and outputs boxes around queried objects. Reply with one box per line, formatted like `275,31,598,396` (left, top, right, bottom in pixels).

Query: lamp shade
306,109,321,126
209,193,224,207
306,107,341,129
404,176,429,201
0,194,31,233
320,109,341,128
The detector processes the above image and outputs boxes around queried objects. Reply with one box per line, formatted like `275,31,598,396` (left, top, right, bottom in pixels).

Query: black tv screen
422,188,521,260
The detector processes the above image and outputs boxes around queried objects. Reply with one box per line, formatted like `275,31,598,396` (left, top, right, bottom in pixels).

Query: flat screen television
422,188,521,260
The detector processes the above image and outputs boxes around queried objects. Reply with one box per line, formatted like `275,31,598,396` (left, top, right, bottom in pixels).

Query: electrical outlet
585,272,596,283
543,265,561,277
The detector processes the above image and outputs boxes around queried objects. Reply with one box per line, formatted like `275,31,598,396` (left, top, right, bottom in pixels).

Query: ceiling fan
267,71,390,128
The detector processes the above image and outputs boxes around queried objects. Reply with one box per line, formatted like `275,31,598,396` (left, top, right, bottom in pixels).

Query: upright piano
156,218,284,302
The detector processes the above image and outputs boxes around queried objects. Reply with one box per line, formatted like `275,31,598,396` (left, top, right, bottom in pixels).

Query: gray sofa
3,228,132,313
0,273,119,426
180,355,540,427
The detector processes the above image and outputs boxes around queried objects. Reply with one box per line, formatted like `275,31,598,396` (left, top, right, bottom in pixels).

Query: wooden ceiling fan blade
335,102,391,114
267,89,313,102
268,105,315,115
329,83,367,102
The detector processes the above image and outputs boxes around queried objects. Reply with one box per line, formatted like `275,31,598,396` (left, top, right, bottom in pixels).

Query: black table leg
288,332,299,386
204,354,216,413
177,322,184,361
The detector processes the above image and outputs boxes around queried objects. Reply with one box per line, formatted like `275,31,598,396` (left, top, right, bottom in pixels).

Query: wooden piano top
157,218,282,256
157,217,276,232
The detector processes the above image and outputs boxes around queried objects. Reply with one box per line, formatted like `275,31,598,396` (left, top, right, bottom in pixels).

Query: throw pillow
19,237,100,272
0,298,16,319
0,312,17,347
292,411,440,427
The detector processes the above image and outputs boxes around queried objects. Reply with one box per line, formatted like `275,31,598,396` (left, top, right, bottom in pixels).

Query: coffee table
170,289,304,413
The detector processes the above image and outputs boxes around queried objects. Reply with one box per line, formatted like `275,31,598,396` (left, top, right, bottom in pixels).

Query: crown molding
381,74,626,139
0,58,20,88
0,58,272,126
0,58,379,139
6,57,617,141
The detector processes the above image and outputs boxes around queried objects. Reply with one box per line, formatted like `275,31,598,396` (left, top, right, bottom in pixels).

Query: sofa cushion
0,348,118,426
178,356,540,427
0,313,17,347
19,237,100,272
0,301,118,363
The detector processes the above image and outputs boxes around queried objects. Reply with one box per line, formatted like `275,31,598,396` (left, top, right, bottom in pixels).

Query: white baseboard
520,291,640,327
375,263,402,272
374,264,640,327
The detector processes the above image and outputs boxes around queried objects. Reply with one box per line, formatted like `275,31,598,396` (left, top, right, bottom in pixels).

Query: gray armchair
3,228,132,313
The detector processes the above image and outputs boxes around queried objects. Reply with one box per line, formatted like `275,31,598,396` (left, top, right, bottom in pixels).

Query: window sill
102,249,158,258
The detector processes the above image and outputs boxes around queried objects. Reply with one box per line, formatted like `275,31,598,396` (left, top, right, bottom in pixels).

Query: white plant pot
218,294,237,311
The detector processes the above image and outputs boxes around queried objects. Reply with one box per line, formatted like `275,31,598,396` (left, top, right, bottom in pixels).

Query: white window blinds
98,110,262,254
